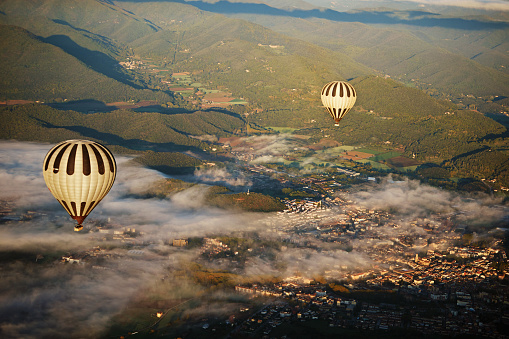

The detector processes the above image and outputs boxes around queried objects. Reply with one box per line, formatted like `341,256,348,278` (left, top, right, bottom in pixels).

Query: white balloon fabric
43,140,116,231
321,81,357,126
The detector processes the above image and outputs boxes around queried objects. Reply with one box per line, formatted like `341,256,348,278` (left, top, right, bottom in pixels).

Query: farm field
311,144,420,172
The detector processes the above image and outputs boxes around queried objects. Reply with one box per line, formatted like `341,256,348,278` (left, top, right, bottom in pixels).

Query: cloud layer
1,140,507,338
398,0,509,11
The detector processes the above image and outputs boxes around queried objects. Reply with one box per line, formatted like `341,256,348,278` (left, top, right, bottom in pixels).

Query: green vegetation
0,103,244,175
252,8,509,100
185,262,240,287
207,191,286,212
136,151,203,175
0,104,244,146
0,24,174,103
133,178,286,212
0,0,508,189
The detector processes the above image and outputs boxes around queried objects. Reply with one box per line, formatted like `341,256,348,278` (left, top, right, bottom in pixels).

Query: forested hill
0,0,371,102
0,0,508,189
187,0,509,111
0,23,177,105
0,103,245,171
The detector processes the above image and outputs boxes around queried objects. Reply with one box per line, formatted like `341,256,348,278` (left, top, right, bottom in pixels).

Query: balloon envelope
321,81,357,126
43,140,116,231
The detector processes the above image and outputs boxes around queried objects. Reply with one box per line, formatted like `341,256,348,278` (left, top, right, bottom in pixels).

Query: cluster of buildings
233,272,509,338
118,58,144,70
60,246,118,267
200,237,232,258
223,172,509,337
366,247,506,288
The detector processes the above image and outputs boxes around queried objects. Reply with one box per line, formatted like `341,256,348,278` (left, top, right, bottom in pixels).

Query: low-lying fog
0,140,506,338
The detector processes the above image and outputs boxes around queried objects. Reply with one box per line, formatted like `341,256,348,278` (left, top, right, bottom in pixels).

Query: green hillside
0,103,244,146
0,0,160,44
114,1,371,103
220,5,509,101
257,75,506,159
0,103,245,173
252,75,509,186
0,0,370,105
141,178,285,211
0,0,508,188
0,24,173,103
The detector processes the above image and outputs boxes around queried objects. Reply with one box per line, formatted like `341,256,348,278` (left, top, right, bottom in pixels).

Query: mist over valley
1,0,509,338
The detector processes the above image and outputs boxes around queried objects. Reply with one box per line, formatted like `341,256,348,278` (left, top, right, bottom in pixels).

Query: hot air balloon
43,140,116,231
321,81,357,126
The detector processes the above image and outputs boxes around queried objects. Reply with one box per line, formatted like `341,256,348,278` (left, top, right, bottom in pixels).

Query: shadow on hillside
47,100,116,113
35,118,206,154
479,128,509,143
41,34,143,89
202,107,243,119
137,0,509,30
450,146,490,162
53,19,93,34
46,99,199,115
144,164,197,175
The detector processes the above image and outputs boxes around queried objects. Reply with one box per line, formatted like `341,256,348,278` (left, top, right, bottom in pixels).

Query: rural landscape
1,0,509,338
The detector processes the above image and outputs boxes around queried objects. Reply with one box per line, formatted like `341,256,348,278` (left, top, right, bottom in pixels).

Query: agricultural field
309,144,418,172
122,59,249,109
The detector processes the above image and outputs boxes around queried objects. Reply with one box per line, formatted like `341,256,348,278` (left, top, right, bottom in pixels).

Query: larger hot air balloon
321,81,357,126
43,140,116,231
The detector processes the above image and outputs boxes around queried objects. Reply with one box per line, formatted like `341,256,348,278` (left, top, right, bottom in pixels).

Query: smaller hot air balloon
43,140,116,231
321,81,357,126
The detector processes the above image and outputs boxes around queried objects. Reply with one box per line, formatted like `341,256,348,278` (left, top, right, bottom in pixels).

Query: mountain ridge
0,0,508,189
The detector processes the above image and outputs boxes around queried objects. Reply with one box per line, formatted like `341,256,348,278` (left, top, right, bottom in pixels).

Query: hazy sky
396,0,509,10
304,0,509,11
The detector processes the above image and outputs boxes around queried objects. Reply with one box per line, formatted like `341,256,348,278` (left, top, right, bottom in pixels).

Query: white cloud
351,175,508,226
0,141,55,208
193,166,252,189
1,140,507,337
395,0,509,11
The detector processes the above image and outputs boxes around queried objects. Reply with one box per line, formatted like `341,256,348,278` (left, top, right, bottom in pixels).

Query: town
215,193,509,338
1,157,508,338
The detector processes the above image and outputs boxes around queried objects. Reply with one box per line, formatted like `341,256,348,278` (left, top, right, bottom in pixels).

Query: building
172,239,188,247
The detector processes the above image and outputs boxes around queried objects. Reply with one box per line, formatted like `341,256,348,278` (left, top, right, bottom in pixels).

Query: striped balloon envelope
321,81,357,126
43,140,116,231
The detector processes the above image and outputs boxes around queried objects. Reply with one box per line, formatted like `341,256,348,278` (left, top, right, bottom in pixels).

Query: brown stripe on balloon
332,82,338,97
339,83,344,97
326,83,333,96
345,83,351,97
82,144,91,176
84,201,96,217
95,143,115,173
70,201,78,217
61,200,72,216
53,143,71,174
67,144,78,175
80,202,87,216
90,144,105,175
44,143,63,171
